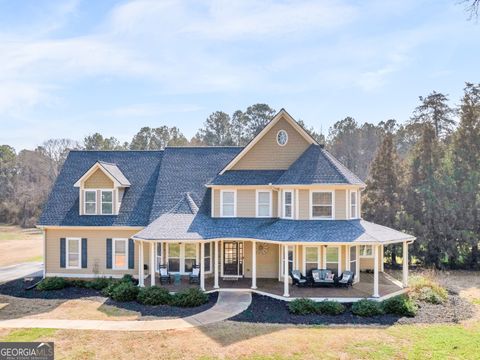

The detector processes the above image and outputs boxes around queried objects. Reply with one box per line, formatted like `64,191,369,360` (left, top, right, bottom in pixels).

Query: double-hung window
359,245,373,258
349,246,357,276
113,238,128,270
101,190,113,215
84,190,96,215
304,246,319,274
325,247,340,276
350,190,357,218
220,190,236,217
256,190,272,217
283,190,293,219
66,238,81,269
204,242,211,273
311,191,333,219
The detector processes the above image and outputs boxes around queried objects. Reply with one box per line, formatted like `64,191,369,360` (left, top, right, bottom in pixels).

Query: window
66,238,81,269
256,190,272,217
350,191,357,218
184,243,197,273
311,191,333,219
204,242,211,273
277,130,288,146
350,246,357,276
221,190,236,217
84,190,96,215
283,190,293,219
325,247,339,276
304,246,319,274
281,246,294,276
113,239,127,270
360,245,373,257
156,243,162,272
101,190,113,215
168,244,180,272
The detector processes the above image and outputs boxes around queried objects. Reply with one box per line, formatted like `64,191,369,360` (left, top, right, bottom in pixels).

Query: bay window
283,190,293,219
311,191,334,219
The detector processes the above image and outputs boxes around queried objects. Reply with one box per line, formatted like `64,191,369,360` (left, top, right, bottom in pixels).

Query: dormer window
101,190,114,215
84,190,97,215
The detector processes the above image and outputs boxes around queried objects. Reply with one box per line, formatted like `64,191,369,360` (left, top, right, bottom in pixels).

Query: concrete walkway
0,291,251,332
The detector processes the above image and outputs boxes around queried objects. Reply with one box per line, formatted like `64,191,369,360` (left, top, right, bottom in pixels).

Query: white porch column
138,241,144,287
373,244,379,298
346,245,351,271
150,242,155,286
214,240,219,289
200,242,205,291
355,245,360,283
381,244,385,272
402,241,409,287
283,244,289,297
251,241,257,289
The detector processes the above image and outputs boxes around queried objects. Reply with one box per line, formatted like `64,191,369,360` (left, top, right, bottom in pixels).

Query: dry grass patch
0,225,42,266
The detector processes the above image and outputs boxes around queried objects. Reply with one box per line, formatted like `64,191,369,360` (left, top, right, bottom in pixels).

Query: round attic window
277,130,288,146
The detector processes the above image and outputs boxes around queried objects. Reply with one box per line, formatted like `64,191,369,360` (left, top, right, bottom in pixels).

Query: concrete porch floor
145,272,403,300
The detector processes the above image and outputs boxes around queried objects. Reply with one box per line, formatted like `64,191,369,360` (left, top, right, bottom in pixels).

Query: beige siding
237,190,255,217
335,189,347,220
244,241,279,278
272,190,278,217
298,190,309,219
45,228,140,277
84,169,114,188
232,117,310,170
213,189,220,217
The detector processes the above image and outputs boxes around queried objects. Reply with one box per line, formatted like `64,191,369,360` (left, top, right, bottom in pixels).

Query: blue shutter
128,239,135,269
60,238,66,268
81,238,88,268
106,238,112,269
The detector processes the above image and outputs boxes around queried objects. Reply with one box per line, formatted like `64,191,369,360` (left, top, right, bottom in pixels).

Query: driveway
0,262,43,283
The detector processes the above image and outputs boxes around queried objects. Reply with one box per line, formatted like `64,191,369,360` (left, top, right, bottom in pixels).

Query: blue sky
0,0,478,150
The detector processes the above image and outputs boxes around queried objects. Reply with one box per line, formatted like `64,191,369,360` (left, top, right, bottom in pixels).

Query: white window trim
283,190,294,219
220,190,237,218
325,245,341,275
256,189,272,218
167,243,199,275
100,189,114,215
350,190,358,219
66,237,81,269
276,129,288,146
310,190,335,220
280,245,295,279
204,242,212,274
303,246,321,274
112,238,128,270
83,190,97,215
359,245,374,258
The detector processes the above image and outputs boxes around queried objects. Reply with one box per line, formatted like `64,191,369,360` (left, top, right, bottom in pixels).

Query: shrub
288,298,318,315
101,282,118,297
409,276,448,304
382,295,417,317
110,282,139,302
69,279,88,288
87,277,113,290
171,288,209,307
137,286,172,305
120,274,135,284
351,299,384,317
37,277,68,291
316,301,346,315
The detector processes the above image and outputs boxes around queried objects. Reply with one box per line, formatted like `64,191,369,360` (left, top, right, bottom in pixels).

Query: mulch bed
230,293,474,326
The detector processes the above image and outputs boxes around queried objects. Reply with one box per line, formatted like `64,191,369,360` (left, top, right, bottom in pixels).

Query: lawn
0,225,42,266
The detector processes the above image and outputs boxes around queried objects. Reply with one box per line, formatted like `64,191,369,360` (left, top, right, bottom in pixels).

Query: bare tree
463,0,479,20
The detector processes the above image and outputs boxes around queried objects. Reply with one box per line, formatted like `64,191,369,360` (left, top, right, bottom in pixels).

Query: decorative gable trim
219,109,318,175
74,162,130,188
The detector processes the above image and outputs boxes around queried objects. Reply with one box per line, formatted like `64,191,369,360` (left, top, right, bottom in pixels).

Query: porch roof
132,215,415,244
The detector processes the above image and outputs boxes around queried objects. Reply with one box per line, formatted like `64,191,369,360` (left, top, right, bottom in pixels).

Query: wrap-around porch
134,239,411,300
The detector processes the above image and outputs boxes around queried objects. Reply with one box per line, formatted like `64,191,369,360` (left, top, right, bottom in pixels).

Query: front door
223,241,243,276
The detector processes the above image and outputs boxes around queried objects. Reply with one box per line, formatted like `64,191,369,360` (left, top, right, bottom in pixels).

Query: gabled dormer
74,161,130,216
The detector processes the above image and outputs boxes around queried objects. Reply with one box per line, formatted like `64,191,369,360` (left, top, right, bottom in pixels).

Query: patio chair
336,271,355,288
159,265,172,285
310,269,337,287
290,270,309,287
189,265,200,284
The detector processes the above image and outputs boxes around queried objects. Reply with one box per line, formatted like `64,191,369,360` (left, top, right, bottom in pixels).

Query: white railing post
214,241,219,289
283,244,289,297
251,241,257,289
373,244,379,298
402,241,409,287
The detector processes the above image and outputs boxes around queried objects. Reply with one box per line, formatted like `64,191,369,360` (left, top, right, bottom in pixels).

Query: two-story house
38,109,415,301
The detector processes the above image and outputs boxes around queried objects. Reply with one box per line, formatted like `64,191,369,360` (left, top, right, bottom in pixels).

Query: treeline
0,84,479,270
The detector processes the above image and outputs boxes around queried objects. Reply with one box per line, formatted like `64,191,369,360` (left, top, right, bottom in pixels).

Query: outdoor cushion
341,274,351,282
312,271,320,281
191,267,200,276
160,268,168,276
326,273,334,281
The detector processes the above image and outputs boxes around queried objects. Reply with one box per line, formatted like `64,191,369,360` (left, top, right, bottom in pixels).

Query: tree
243,104,276,138
231,110,249,146
328,117,361,176
297,120,326,145
194,111,234,146
0,145,16,223
410,91,455,139
130,126,188,150
463,0,479,20
83,133,126,150
36,139,80,178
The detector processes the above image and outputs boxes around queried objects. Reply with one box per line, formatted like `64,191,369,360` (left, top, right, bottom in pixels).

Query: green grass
98,304,138,317
2,328,57,342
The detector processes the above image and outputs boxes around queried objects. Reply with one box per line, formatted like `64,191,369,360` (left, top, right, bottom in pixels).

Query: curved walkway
0,291,251,332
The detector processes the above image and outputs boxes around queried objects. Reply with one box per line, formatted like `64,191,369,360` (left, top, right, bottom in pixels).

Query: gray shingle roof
209,170,284,185
98,161,131,186
275,145,365,185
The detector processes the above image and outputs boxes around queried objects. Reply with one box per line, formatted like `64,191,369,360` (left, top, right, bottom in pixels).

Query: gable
231,116,312,170
84,168,114,188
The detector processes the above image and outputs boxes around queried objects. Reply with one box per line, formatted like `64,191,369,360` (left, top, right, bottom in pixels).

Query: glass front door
223,241,243,276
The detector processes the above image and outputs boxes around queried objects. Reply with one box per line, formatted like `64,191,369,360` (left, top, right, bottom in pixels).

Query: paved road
0,262,43,283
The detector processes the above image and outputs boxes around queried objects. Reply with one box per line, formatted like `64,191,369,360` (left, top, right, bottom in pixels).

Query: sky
0,0,478,150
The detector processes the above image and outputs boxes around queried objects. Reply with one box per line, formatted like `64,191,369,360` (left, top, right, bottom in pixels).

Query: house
38,109,415,301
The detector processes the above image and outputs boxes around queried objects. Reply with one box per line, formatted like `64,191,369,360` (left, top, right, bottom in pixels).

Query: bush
409,276,448,304
382,295,417,317
171,288,209,307
110,282,139,302
36,277,68,291
120,274,135,284
137,286,172,305
87,277,113,290
316,301,346,315
351,299,384,317
101,282,118,297
288,298,318,315
69,279,88,288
